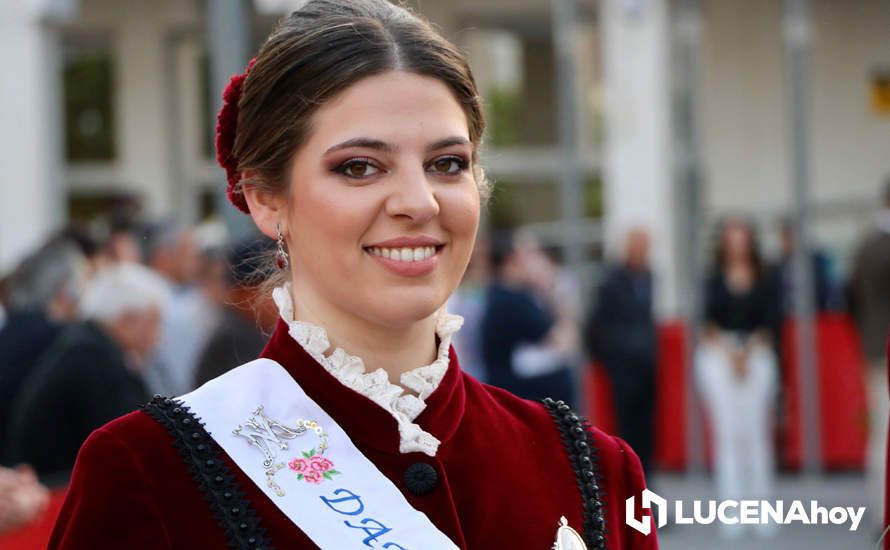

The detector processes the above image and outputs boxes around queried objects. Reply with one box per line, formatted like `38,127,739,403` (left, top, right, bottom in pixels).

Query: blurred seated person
694,217,778,538
584,228,657,478
193,240,278,386
0,237,87,464
0,465,49,534
481,229,576,405
4,263,168,479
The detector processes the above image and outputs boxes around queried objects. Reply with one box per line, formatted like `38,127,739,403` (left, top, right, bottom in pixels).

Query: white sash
178,358,459,550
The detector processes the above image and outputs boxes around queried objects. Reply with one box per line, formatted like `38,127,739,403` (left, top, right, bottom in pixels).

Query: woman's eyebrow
324,138,395,155
427,136,470,152
324,136,470,155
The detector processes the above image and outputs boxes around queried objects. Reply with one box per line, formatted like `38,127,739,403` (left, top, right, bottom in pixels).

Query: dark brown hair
712,215,764,278
232,0,488,200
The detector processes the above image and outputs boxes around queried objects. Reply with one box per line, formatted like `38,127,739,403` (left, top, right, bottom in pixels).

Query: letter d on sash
321,488,365,516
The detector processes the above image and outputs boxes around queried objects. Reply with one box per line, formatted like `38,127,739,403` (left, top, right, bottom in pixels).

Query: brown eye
348,163,368,177
428,156,467,175
336,159,381,179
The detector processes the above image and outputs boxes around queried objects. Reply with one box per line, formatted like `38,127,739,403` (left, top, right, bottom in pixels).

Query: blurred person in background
56,226,105,276
773,218,839,318
848,178,890,530
447,236,490,381
695,216,778,539
142,221,215,396
193,240,277,386
104,217,142,265
481,228,576,405
4,263,167,479
585,228,657,479
0,465,49,535
767,219,840,443
0,236,87,464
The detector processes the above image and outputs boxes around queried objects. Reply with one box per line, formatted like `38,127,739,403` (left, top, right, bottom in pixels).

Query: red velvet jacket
50,319,658,549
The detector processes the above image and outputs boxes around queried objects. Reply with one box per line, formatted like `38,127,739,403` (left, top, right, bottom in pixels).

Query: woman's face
283,71,480,329
722,221,753,263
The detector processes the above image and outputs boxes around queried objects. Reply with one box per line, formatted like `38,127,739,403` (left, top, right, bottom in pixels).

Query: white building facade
1,0,888,320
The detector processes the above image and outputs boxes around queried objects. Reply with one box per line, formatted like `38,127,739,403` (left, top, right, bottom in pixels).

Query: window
63,38,115,162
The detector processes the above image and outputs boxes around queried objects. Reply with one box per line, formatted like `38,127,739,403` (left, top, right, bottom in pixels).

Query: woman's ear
242,171,287,239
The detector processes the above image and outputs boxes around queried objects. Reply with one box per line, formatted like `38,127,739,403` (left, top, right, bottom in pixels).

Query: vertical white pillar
600,0,676,316
0,1,66,274
116,5,173,218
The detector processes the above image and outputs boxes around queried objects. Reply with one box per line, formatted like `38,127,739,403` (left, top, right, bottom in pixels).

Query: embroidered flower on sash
232,405,335,496
289,449,340,483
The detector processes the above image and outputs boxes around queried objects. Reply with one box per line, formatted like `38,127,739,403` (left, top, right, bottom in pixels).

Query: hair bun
215,58,256,214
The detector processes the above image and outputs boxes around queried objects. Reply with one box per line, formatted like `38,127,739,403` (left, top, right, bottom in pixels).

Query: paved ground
650,473,878,550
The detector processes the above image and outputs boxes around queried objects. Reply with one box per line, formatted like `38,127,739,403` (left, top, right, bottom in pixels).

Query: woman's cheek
440,177,478,214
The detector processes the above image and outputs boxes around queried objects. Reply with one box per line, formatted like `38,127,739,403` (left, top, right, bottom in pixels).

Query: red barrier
0,487,67,549
781,314,868,470
587,314,867,471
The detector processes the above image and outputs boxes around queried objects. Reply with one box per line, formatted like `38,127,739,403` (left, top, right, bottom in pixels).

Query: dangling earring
276,222,289,270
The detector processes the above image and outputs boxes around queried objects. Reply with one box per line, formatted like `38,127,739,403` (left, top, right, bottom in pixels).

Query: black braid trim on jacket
541,397,608,550
143,395,274,550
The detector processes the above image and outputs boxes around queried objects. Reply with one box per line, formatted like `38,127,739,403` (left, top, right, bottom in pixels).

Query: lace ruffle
271,285,463,457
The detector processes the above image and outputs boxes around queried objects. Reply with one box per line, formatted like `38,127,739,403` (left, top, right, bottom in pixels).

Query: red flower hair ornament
215,58,256,214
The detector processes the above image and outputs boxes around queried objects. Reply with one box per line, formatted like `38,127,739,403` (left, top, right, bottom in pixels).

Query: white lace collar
271,285,464,457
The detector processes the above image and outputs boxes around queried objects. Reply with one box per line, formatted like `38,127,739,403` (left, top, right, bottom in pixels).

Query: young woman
50,2,655,548
695,216,778,539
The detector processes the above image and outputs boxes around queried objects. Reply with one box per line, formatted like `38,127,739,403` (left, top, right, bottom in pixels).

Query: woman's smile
363,234,446,277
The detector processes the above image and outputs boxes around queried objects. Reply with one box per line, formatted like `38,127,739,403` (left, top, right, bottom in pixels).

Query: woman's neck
287,284,439,389
723,260,755,292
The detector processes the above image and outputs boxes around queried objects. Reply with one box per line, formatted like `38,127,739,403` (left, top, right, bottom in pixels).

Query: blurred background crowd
1,0,889,548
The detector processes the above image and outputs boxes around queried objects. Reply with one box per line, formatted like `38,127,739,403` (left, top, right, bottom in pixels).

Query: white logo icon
625,489,668,535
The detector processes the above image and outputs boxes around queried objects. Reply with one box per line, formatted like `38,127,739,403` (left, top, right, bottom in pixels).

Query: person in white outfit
695,217,779,538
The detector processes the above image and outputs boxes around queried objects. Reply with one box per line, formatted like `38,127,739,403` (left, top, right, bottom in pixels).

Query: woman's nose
384,169,440,224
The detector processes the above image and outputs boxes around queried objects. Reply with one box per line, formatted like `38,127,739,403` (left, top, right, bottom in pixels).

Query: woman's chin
363,294,446,329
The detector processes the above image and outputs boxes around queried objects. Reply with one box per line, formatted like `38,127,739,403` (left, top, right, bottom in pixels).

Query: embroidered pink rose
303,471,323,484
310,456,334,472
288,458,310,474
289,449,341,483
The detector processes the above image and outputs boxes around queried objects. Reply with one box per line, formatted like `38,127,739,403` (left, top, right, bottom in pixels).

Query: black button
403,462,438,496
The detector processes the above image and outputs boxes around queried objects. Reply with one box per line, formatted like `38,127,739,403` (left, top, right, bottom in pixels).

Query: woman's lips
364,245,443,276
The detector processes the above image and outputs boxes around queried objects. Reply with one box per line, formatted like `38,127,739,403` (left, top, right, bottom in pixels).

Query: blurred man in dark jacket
0,237,86,464
849,179,890,531
585,228,657,477
5,264,167,479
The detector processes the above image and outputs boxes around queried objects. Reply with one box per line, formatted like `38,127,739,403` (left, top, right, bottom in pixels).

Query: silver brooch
552,516,587,550
233,405,329,496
